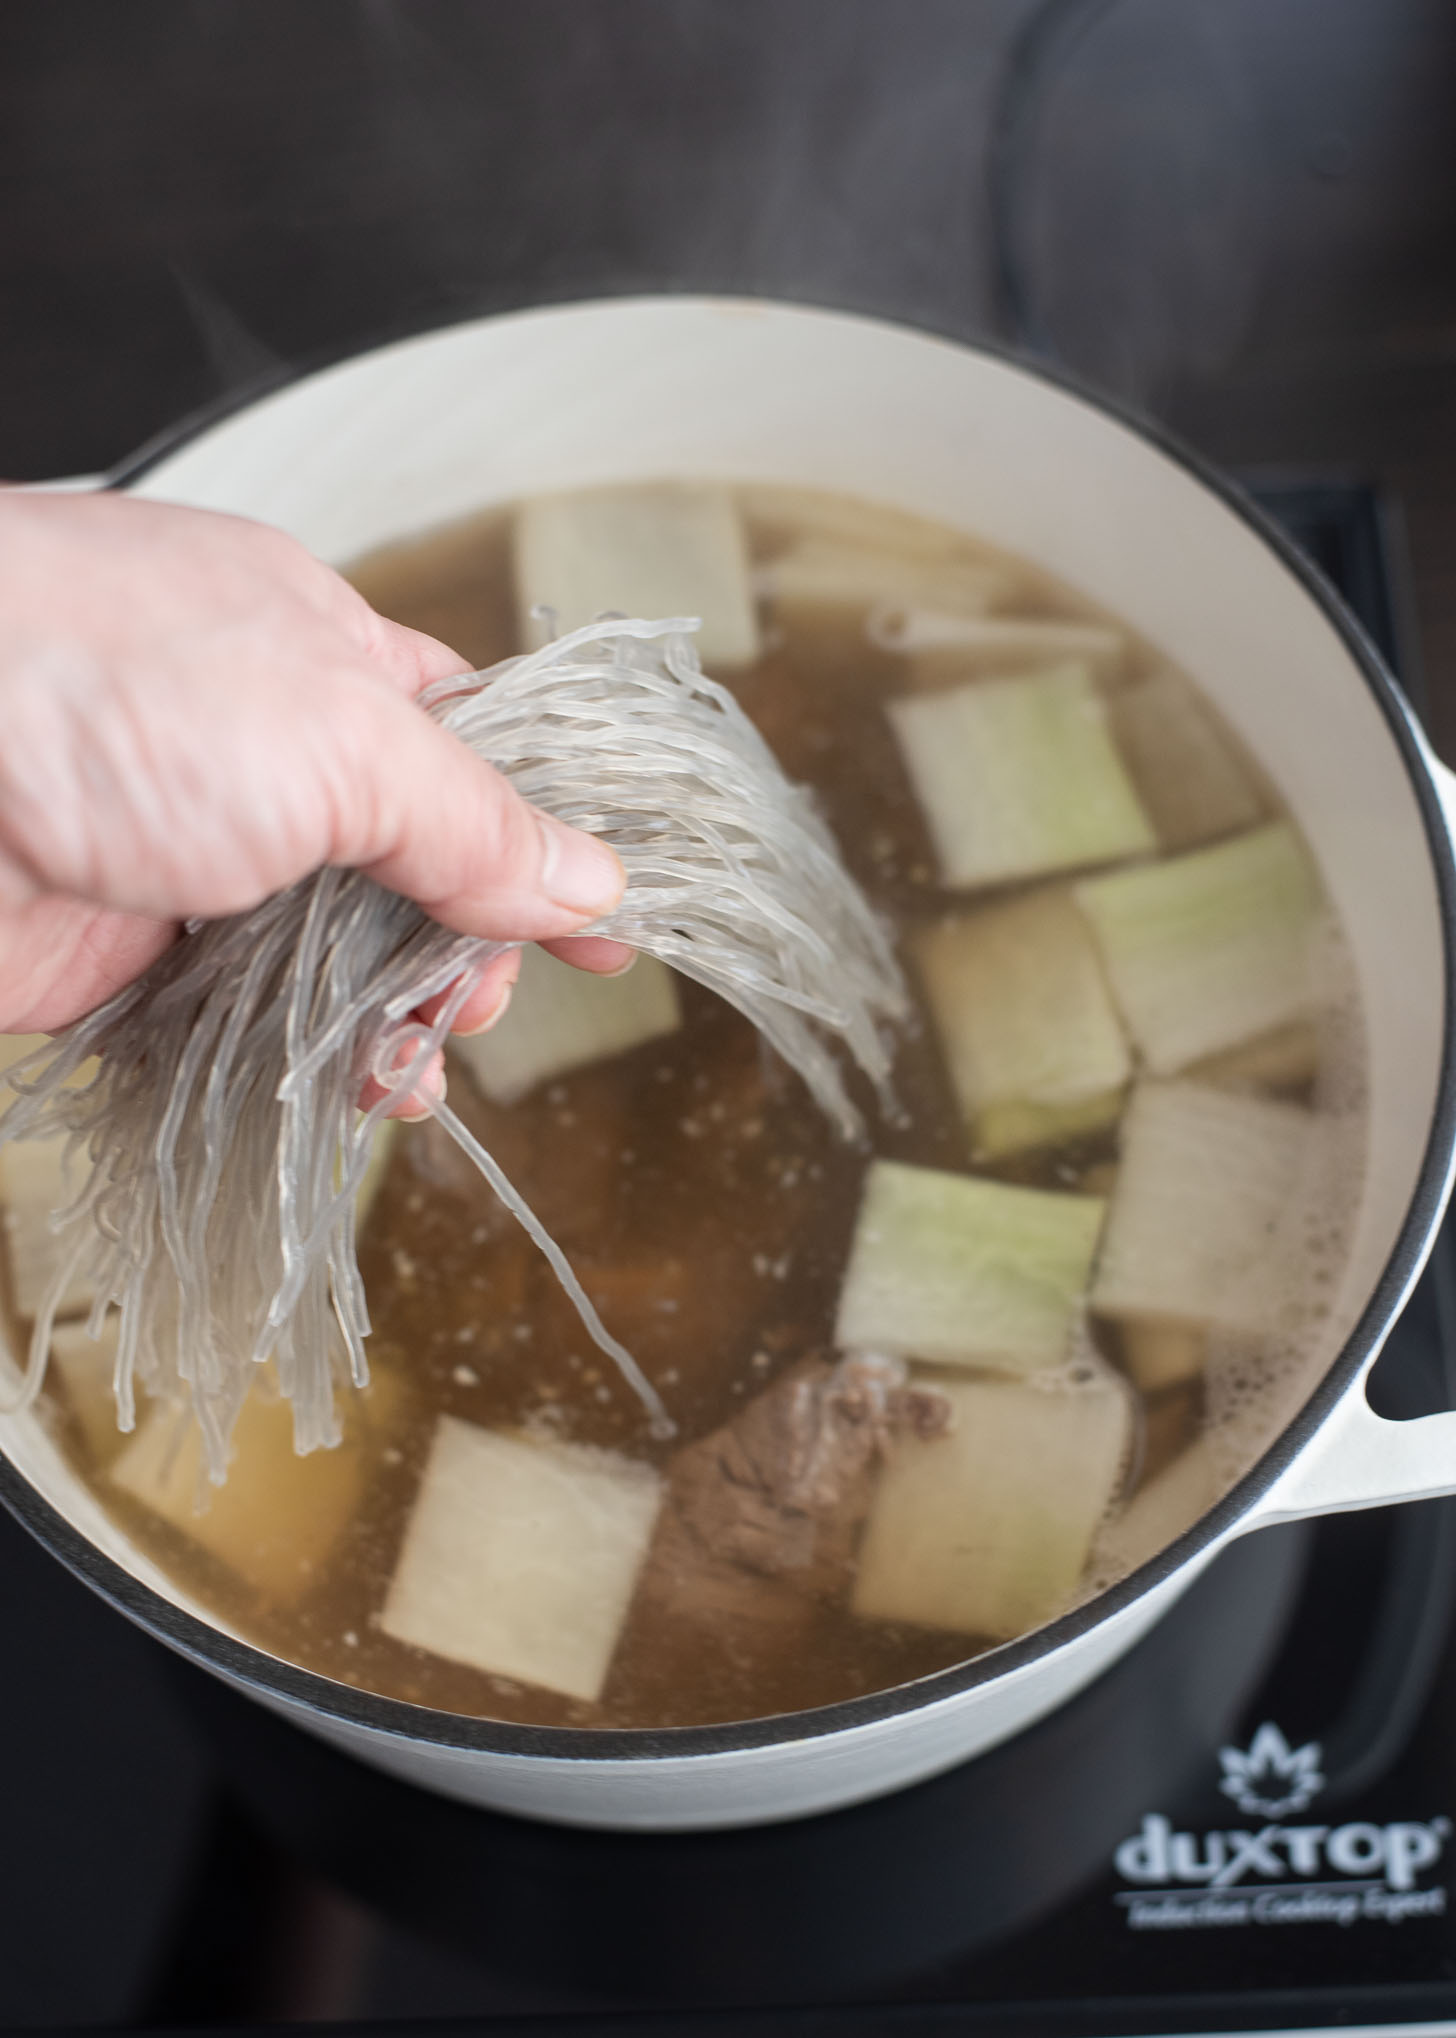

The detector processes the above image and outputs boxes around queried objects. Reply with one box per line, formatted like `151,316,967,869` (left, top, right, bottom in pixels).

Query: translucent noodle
0,621,908,1475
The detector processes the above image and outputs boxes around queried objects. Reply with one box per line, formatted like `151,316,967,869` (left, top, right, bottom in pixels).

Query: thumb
333,682,626,942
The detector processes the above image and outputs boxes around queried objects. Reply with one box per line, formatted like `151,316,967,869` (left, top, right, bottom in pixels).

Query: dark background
3,2,1456,2026
2,0,1455,735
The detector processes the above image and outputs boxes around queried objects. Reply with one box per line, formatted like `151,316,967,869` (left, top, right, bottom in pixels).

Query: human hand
0,490,631,1113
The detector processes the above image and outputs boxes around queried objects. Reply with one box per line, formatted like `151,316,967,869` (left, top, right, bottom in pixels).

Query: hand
0,490,631,1113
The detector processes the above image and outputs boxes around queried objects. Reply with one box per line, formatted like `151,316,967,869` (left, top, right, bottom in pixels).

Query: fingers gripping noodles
0,620,908,1476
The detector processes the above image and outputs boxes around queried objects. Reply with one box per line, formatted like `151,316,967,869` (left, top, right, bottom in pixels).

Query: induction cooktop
1,477,1452,2038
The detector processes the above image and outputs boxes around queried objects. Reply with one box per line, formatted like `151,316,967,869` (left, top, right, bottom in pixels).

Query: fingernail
535,814,625,918
455,983,513,1037
601,952,638,978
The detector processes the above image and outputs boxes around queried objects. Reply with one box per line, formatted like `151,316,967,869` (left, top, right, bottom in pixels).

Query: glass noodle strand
0,621,908,1478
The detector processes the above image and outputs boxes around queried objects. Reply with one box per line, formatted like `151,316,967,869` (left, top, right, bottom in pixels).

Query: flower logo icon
1219,1723,1325,1819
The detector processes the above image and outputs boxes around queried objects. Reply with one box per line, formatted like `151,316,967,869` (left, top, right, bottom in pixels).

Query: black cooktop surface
2,479,1453,2036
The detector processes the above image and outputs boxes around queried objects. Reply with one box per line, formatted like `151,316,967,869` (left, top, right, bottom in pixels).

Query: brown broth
25,485,1359,1730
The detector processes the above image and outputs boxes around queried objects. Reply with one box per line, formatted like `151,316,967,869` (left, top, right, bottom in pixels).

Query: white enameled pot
3,298,1455,1832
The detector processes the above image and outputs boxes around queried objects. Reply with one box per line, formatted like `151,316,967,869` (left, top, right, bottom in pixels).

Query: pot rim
5,292,1454,1766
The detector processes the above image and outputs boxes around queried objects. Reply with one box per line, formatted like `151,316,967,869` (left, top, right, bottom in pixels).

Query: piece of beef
641,1354,952,1625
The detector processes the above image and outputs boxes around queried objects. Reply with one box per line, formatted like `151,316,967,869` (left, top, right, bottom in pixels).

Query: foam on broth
13,485,1367,1730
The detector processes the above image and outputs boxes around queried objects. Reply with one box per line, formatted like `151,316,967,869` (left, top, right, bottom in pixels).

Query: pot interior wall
2,297,1445,1648
0,1402,234,1632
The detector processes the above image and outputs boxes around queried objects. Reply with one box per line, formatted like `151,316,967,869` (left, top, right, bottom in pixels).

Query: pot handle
1254,740,1456,1525
1256,843,1456,1532
1259,735,1456,1527
1251,1383,1456,1526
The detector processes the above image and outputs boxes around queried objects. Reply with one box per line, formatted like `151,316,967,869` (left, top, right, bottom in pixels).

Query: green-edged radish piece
453,945,681,1106
1119,1320,1206,1392
889,664,1157,890
1091,1436,1220,1583
871,608,1126,681
754,538,1010,620
1074,821,1320,1073
913,889,1132,1160
853,1365,1131,1640
379,1417,661,1703
974,1091,1125,1162
1108,671,1263,851
1091,1080,1313,1334
513,483,759,670
834,1159,1106,1373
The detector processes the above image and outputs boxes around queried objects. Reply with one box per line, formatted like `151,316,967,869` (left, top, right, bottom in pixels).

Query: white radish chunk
755,540,1010,621
914,889,1131,1160
736,485,975,562
1191,1021,1319,1096
109,1375,401,1603
1074,822,1320,1074
871,607,1126,680
889,664,1156,890
0,1137,95,1319
452,945,681,1106
513,483,759,670
1091,1436,1221,1582
48,1315,125,1463
380,1418,661,1703
1091,1080,1314,1335
1108,671,1263,851
854,1367,1131,1640
834,1159,1106,1374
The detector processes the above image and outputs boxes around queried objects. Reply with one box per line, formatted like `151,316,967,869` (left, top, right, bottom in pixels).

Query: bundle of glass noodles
0,618,908,1478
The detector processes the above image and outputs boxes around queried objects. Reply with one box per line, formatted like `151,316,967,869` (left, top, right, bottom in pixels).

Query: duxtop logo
1112,1723,1450,1932
1218,1723,1323,1819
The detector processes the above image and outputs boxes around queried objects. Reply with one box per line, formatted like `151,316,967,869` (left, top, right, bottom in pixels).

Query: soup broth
12,484,1366,1730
